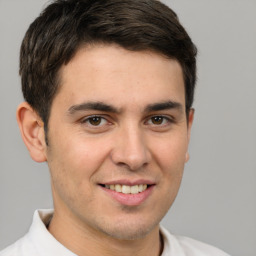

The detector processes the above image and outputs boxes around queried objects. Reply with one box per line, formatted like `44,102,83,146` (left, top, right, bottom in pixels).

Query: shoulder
0,235,35,256
0,209,54,256
175,235,230,256
160,226,231,256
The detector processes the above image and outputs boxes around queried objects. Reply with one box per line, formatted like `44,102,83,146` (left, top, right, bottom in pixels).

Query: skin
17,44,194,256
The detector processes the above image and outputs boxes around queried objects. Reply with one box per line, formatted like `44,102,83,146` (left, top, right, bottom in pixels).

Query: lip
102,179,155,186
99,180,155,206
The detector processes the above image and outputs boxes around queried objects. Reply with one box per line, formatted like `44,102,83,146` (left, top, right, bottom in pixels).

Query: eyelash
145,115,173,126
81,115,109,127
80,115,174,129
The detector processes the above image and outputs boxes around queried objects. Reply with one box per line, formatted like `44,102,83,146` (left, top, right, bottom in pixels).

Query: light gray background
0,0,255,255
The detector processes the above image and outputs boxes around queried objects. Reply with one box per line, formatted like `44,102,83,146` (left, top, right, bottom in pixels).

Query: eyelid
80,114,112,127
79,114,174,129
145,115,174,125
81,114,104,122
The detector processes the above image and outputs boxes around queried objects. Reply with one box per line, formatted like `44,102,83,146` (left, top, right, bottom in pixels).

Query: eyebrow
67,100,183,115
68,101,120,115
144,100,183,113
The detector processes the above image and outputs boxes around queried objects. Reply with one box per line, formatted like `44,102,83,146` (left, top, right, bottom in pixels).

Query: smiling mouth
100,184,149,194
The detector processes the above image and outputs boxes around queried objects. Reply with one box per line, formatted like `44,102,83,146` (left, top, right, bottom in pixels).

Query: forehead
56,44,185,110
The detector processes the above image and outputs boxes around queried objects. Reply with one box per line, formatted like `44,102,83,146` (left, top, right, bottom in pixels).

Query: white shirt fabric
0,209,230,256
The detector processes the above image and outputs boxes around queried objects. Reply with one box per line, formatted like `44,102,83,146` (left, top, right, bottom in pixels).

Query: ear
185,108,195,163
16,102,47,162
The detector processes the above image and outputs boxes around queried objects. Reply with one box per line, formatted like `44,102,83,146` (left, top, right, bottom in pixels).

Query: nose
110,125,151,171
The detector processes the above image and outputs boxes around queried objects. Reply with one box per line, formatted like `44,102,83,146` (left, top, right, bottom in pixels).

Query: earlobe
16,102,47,162
185,152,190,163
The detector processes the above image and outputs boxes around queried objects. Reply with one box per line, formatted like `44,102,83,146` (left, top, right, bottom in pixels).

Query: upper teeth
105,184,147,194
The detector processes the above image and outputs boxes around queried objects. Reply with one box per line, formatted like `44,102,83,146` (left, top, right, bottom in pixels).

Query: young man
1,0,230,255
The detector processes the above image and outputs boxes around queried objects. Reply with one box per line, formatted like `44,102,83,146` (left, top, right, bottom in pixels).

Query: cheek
151,133,188,173
46,138,98,209
68,136,111,172
47,134,111,184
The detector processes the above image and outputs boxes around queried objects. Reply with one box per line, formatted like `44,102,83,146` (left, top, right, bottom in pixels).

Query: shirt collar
27,209,76,256
160,225,186,256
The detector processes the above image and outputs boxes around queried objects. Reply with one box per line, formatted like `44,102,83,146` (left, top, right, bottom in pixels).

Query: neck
48,210,163,256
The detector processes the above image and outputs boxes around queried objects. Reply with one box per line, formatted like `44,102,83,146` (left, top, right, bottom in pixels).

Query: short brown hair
20,0,197,131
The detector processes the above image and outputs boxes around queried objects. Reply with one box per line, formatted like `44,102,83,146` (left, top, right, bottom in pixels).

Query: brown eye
146,116,172,127
88,116,102,126
151,116,164,125
81,115,112,133
82,116,107,127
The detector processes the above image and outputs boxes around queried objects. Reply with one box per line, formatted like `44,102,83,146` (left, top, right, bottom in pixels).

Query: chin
96,217,160,241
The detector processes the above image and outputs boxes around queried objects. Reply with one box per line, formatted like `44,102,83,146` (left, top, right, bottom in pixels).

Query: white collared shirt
0,209,230,256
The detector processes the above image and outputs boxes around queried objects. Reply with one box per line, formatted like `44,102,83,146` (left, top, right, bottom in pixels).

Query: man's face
45,44,193,240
